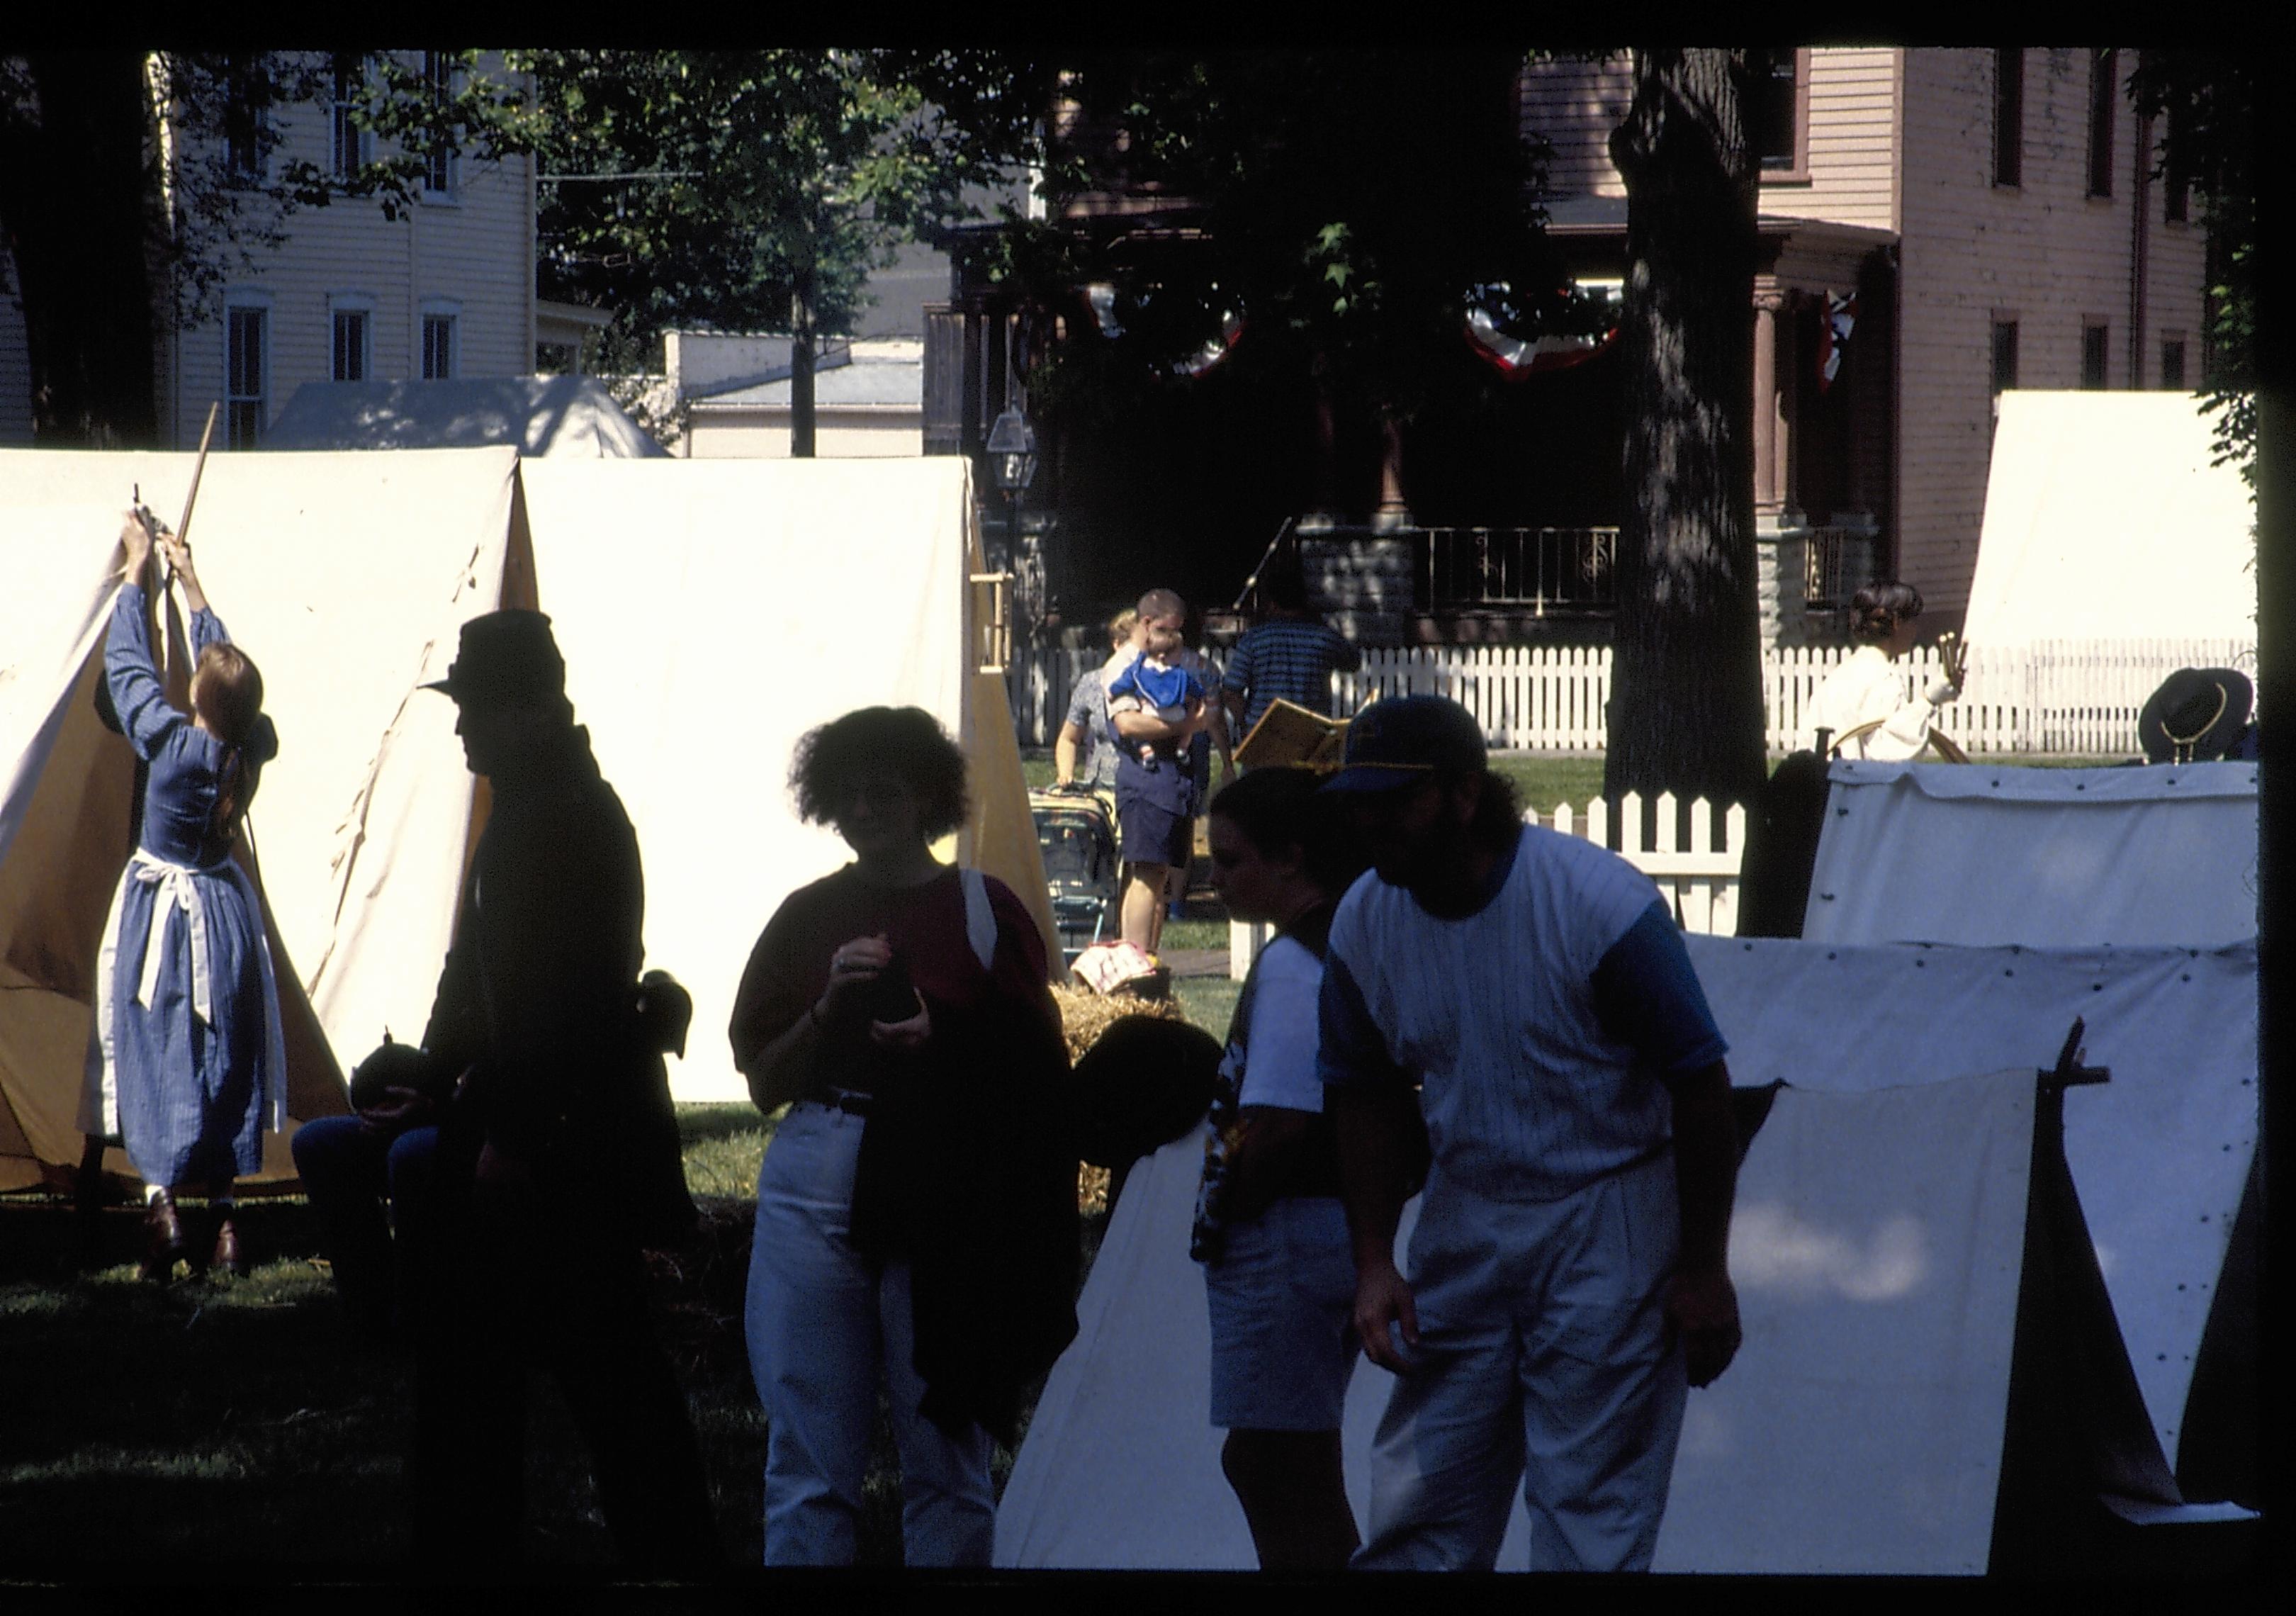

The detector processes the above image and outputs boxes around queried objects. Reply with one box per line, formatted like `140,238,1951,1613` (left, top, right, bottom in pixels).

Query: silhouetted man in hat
410,609,719,1571
1316,695,1742,1571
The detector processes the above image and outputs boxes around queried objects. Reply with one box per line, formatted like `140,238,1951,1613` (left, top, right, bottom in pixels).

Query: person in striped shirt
1220,561,1361,748
1315,695,1743,1573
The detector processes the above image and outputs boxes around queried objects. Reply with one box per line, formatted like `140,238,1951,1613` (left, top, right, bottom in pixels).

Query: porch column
1774,291,1803,522
1752,285,1808,650
1752,288,1782,521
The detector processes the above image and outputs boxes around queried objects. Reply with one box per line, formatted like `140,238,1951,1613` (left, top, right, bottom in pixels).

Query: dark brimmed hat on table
1321,694,1487,793
2137,667,2253,764
421,610,568,709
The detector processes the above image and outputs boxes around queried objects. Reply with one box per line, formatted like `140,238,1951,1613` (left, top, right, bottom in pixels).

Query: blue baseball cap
1322,695,1486,792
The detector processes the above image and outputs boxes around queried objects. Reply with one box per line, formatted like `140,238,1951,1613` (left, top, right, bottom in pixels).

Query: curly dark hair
789,706,970,841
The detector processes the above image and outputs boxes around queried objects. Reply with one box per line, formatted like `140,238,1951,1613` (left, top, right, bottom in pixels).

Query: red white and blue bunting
1463,285,1619,378
1817,291,1857,393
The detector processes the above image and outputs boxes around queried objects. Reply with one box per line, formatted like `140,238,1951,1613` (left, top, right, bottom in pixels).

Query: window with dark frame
223,58,266,184
226,307,266,449
332,308,368,382
1991,320,2019,394
1989,319,2018,444
331,60,365,179
2082,322,2110,388
1993,48,2023,187
2161,337,2187,391
1751,49,1803,175
2163,105,2190,223
422,313,456,380
422,52,456,196
2087,49,2117,198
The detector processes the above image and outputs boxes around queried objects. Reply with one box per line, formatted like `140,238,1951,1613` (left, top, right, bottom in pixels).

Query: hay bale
1054,988,1198,1217
1051,984,1189,1065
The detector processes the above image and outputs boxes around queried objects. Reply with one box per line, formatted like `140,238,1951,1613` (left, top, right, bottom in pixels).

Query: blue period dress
88,582,286,1189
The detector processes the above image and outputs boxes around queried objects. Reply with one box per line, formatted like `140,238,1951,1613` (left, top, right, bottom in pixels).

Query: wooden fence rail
1013,638,2255,756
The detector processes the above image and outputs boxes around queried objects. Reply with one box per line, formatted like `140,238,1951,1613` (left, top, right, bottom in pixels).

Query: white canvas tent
994,936,2256,1571
1801,760,2259,949
265,376,668,459
1961,391,2256,650
1,447,531,1189
512,456,1056,1104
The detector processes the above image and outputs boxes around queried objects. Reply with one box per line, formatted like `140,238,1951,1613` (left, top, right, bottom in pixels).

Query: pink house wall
1896,47,2207,617
1518,48,2210,621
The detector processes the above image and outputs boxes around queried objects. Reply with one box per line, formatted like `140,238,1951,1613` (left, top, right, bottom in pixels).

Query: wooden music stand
1233,698,1350,772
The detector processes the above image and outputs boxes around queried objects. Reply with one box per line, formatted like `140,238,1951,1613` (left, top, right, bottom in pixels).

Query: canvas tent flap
264,376,668,458
1684,935,2256,1470
0,449,524,1187
1962,391,2257,649
1651,1070,2036,1573
994,1122,1251,1569
997,936,2253,1571
1803,761,2258,948
514,456,1054,1104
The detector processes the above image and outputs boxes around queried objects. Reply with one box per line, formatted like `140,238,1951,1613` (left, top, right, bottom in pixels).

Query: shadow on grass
1,1110,1112,1573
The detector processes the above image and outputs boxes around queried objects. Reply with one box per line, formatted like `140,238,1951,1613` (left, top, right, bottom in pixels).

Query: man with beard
1316,695,1742,1572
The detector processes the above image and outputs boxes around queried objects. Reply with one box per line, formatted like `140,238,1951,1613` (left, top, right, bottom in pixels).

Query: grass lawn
0,1086,1125,1572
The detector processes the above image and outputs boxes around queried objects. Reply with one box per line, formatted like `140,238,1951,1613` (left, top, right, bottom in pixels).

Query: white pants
744,1101,996,1566
1355,1148,1687,1572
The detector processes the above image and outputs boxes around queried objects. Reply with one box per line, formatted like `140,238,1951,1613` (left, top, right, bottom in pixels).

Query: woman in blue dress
93,510,284,1279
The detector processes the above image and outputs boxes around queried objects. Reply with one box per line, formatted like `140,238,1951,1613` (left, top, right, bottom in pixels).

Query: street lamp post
985,407,1042,642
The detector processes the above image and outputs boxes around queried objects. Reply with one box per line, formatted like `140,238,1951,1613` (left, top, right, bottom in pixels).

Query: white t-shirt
1226,935,1325,1113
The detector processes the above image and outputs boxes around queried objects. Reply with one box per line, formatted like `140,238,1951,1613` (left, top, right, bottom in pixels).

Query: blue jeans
745,1101,996,1566
290,1116,444,1337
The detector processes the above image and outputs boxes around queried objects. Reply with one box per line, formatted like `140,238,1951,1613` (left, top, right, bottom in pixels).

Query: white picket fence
1228,792,1746,978
1013,637,2255,756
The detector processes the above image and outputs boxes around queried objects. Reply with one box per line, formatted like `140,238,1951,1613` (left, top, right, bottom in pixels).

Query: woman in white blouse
1803,580,1961,760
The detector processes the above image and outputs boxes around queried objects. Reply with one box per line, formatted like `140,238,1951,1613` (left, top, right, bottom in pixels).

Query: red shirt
729,864,1051,1095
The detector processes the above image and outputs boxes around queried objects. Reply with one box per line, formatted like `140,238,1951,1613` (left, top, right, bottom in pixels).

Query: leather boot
209,1213,249,1279
142,1191,188,1281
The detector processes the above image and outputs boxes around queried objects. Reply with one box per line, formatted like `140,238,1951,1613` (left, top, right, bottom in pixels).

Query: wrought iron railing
1802,524,1875,610
1417,526,1618,613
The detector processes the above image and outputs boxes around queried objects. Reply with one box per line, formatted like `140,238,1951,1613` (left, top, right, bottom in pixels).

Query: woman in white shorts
1192,765,1369,1569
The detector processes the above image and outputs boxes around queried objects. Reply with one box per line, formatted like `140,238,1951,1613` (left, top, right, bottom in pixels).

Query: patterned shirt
1062,668,1121,792
1221,618,1361,736
1318,824,1726,1202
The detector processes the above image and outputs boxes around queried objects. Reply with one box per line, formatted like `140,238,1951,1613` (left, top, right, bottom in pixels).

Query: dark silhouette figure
399,609,719,1572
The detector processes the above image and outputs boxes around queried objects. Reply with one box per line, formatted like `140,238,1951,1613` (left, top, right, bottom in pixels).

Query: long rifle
164,401,221,592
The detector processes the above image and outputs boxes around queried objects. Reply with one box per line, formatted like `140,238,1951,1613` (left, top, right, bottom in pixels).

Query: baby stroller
1029,785,1122,965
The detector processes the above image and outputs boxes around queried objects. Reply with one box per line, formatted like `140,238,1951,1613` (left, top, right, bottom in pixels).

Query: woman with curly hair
731,706,1078,1566
1803,580,1962,761
94,510,285,1279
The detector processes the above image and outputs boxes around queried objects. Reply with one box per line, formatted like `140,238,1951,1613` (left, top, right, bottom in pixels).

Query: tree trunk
789,281,816,459
1603,48,1769,828
0,53,164,446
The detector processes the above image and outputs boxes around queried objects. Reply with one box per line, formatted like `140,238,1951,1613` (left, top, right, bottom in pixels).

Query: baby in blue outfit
1105,651,1207,765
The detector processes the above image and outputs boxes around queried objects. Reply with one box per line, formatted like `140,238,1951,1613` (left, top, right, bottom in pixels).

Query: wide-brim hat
1321,693,1487,793
421,609,566,708
2137,667,2253,763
